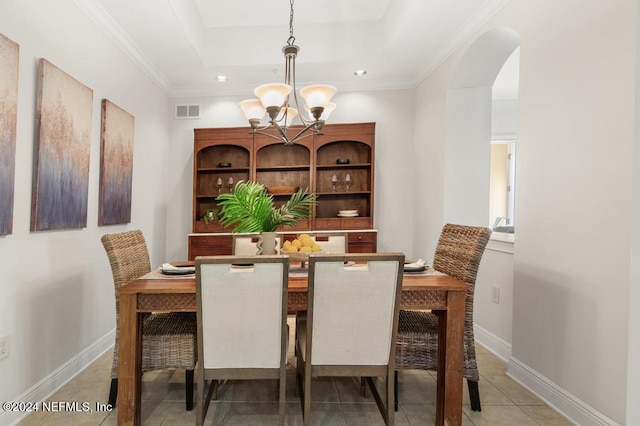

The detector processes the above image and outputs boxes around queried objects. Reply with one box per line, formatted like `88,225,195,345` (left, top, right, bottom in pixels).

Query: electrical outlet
0,335,9,361
491,286,500,304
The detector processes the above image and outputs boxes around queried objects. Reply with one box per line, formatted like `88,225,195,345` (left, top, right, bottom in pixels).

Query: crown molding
413,0,513,88
72,0,173,94
74,0,513,97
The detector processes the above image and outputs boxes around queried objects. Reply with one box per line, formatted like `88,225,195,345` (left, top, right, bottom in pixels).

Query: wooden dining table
116,267,468,426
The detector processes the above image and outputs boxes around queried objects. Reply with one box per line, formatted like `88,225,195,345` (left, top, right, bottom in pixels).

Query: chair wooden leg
394,371,399,412
468,379,481,411
186,369,194,411
108,378,118,408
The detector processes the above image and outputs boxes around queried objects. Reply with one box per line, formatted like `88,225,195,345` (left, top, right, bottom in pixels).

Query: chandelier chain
287,0,295,46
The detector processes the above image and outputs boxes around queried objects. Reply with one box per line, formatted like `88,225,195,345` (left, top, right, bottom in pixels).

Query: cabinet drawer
188,235,233,260
314,218,342,230
341,217,372,229
348,232,377,253
314,217,372,230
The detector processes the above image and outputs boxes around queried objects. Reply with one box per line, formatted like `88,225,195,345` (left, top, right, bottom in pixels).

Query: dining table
116,263,468,426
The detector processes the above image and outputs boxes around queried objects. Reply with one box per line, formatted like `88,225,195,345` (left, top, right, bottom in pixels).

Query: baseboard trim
2,329,114,426
508,356,619,426
474,323,512,361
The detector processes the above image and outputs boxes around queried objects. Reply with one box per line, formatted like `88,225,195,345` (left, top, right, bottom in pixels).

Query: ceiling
77,0,515,98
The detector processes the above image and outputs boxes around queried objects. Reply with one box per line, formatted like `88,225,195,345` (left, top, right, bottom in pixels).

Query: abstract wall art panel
31,59,93,231
0,34,19,236
99,99,134,226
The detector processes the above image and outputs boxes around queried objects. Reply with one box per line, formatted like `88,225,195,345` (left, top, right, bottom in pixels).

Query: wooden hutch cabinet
188,122,377,260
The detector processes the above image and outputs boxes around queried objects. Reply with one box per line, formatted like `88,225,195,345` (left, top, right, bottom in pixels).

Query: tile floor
19,318,573,425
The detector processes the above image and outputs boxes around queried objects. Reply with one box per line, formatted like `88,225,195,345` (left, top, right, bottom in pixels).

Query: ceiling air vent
175,104,200,119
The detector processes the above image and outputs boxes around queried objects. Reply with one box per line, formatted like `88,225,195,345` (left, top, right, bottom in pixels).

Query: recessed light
354,69,367,77
216,75,228,82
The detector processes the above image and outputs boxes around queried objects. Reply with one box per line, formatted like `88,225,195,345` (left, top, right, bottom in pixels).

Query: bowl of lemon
281,233,322,261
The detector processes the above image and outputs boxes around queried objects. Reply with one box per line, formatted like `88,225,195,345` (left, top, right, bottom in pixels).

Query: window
489,140,515,233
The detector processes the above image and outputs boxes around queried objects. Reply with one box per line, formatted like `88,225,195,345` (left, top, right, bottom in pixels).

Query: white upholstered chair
295,253,405,426
232,233,282,255
308,232,348,253
195,255,289,426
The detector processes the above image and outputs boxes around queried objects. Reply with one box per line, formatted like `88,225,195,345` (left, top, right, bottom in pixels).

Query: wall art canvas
31,59,93,231
0,34,19,236
99,99,134,225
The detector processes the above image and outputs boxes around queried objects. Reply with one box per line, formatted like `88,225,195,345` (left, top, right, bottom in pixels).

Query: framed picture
0,34,19,236
99,99,134,225
31,59,93,231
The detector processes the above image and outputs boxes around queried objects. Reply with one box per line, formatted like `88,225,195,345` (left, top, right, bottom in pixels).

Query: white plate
337,213,359,217
338,209,358,214
403,265,427,272
161,266,195,275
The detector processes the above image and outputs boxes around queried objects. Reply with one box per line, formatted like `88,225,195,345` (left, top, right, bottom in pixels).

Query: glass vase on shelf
345,174,351,192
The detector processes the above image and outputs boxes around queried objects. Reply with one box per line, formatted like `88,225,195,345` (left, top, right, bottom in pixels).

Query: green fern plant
216,180,317,233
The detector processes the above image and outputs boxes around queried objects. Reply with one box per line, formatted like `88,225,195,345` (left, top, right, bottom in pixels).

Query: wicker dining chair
195,255,289,426
296,253,405,426
395,224,491,412
101,230,197,410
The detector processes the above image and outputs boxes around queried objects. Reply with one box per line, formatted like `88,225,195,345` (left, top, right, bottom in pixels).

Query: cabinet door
188,235,233,260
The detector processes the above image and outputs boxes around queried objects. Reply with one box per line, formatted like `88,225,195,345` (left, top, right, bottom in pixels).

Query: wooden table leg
435,290,465,426
117,293,141,426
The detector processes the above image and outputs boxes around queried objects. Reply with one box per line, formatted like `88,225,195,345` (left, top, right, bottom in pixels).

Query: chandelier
238,0,337,145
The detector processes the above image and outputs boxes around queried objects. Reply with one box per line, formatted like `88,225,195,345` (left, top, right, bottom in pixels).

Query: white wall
0,1,171,422
627,1,640,422
414,0,636,424
165,89,416,261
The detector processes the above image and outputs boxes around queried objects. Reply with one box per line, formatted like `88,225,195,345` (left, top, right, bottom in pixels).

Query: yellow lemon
291,239,302,248
287,245,298,252
312,244,322,252
298,233,310,240
301,238,314,247
282,240,292,250
300,246,312,253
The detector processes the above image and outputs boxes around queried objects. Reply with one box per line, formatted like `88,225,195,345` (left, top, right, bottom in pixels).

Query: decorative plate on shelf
217,162,232,168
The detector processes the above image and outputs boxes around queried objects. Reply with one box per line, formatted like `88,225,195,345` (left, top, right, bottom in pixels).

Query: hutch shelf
189,122,377,260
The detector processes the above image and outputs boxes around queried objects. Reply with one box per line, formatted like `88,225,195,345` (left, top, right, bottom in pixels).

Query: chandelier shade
254,83,291,109
277,107,298,123
238,99,266,121
299,84,336,109
305,101,335,122
237,0,336,145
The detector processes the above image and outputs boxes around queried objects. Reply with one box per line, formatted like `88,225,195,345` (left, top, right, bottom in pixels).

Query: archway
444,27,520,227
